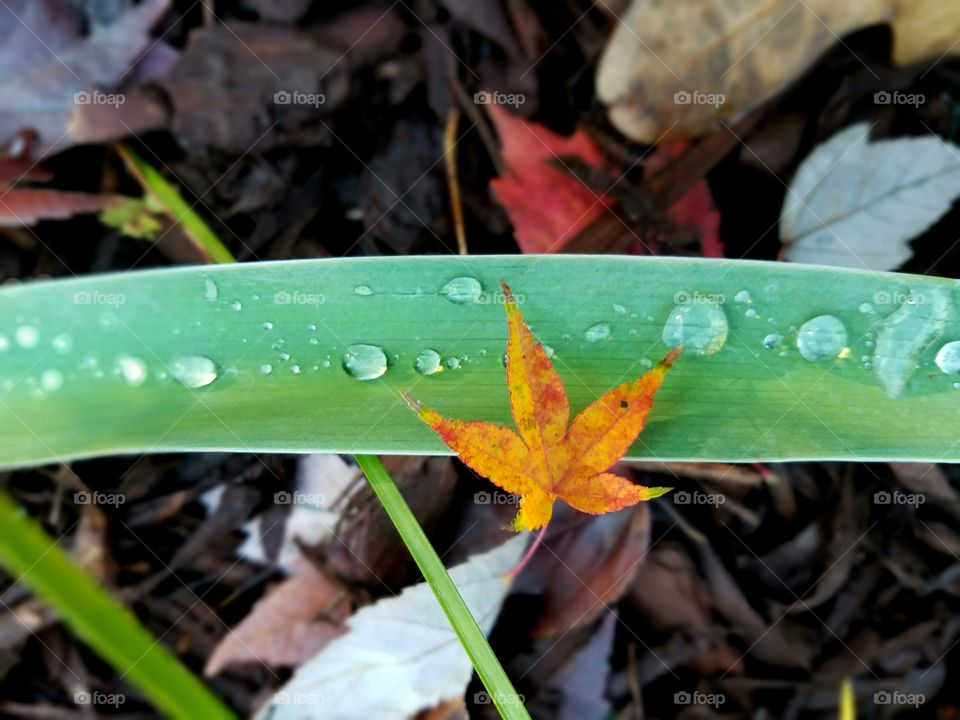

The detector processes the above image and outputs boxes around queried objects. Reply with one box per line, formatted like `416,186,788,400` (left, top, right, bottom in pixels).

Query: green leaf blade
2,255,959,467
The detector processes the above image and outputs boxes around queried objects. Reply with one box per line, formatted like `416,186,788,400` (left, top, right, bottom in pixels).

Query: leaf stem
355,454,530,720
503,524,548,582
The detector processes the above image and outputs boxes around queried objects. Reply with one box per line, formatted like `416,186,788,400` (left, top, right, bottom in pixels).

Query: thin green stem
355,454,530,720
0,491,234,719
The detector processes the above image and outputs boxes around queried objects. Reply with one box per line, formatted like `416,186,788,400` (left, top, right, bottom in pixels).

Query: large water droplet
796,315,847,362
414,349,443,376
171,355,219,388
439,277,482,304
342,344,388,380
15,325,38,348
203,276,218,301
874,288,949,397
0,335,8,351
354,285,374,296
584,322,611,343
40,369,63,392
935,341,960,374
662,302,728,356
116,355,148,386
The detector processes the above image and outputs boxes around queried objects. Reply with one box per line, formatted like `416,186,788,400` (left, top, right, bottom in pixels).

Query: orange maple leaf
404,281,678,533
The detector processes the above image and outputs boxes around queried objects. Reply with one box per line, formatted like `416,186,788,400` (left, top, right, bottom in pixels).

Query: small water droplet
279,352,290,362
322,359,331,368
170,355,219,388
935,341,960,374
290,364,301,375
629,328,638,336
309,337,319,345
542,344,555,358
262,321,274,330
796,315,847,362
662,302,728,356
0,335,8,351
354,285,374,296
640,358,653,369
342,344,388,380
874,288,949,397
40,369,63,392
858,302,874,314
414,349,443,376
445,356,461,369
307,324,317,332
734,290,751,304
745,308,758,319
439,277,482,304
584,322,611,343
763,333,782,349
203,276,218,301
252,293,261,301
52,334,73,354
230,300,243,311
613,304,626,315
15,325,38,348
116,355,148,386
260,363,273,375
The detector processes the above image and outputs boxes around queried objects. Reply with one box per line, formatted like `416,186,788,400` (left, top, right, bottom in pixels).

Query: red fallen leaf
488,105,614,253
647,139,723,258
0,188,122,226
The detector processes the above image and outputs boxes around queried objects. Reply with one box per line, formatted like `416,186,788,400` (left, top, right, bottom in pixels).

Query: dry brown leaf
204,560,349,676
892,0,960,65
597,0,891,142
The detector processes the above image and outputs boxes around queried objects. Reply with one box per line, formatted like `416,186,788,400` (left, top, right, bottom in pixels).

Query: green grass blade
355,455,530,720
117,146,236,264
0,491,234,719
1,255,959,467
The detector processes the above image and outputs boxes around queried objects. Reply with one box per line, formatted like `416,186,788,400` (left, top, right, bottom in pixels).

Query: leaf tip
400,392,422,414
660,345,682,369
643,486,673,500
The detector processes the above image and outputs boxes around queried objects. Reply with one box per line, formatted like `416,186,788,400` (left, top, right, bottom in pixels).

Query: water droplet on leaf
342,344,388,380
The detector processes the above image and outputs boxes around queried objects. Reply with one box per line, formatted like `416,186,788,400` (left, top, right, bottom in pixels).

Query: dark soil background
2,1,960,718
